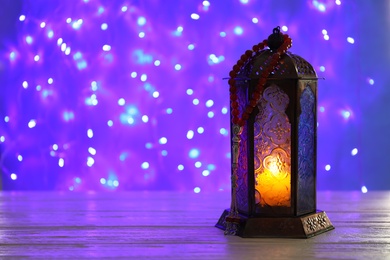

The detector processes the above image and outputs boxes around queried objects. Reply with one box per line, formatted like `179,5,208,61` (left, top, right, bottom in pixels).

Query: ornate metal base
215,209,334,238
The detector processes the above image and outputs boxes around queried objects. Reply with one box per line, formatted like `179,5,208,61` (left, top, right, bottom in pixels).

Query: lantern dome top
239,50,317,81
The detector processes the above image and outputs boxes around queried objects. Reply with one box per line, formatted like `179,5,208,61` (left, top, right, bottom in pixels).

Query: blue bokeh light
0,0,389,192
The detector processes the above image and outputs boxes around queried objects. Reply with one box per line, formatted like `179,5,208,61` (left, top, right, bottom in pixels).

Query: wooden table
0,191,389,259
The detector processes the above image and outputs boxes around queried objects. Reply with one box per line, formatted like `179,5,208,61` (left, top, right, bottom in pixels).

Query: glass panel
297,85,316,215
254,84,291,208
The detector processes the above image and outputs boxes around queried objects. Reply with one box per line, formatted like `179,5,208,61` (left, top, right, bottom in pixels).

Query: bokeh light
0,0,389,192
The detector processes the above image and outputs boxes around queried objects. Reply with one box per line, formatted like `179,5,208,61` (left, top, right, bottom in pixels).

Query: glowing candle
256,149,291,207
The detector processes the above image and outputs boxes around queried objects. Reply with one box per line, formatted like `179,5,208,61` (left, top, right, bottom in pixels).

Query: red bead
229,70,237,78
252,45,259,52
258,43,264,50
270,59,278,67
258,77,267,86
232,109,239,116
232,118,239,124
253,91,261,100
261,70,269,78
256,86,264,94
272,53,280,60
229,86,237,94
230,94,238,101
245,50,253,56
240,54,249,62
229,86,237,93
249,99,257,107
242,113,250,121
283,34,289,40
238,119,245,127
263,40,268,46
236,60,244,66
245,106,253,114
232,64,240,72
231,101,239,108
228,78,236,86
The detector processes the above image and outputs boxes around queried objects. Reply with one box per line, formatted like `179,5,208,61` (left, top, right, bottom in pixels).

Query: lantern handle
273,26,281,34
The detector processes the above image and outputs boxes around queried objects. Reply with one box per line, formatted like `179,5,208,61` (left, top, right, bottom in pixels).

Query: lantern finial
267,26,284,51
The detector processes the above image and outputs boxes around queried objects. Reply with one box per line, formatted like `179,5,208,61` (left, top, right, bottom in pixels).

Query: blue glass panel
297,85,316,215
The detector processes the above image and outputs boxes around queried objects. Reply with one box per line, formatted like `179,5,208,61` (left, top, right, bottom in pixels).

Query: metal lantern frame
216,47,334,238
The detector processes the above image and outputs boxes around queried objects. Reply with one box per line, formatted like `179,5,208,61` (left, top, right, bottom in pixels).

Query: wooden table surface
0,191,389,259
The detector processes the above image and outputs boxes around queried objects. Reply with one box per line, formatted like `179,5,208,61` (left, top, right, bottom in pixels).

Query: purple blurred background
1,0,389,192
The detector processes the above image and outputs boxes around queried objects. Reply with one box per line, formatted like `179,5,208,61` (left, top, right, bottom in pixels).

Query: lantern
215,27,334,238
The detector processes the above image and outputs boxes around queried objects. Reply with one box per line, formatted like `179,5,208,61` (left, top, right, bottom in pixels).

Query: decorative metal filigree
297,85,315,214
254,84,291,207
291,54,316,77
304,216,318,232
263,148,290,180
235,80,248,213
317,214,329,229
302,212,332,235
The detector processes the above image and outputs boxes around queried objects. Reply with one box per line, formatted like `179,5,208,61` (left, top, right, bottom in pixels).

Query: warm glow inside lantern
216,27,334,238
